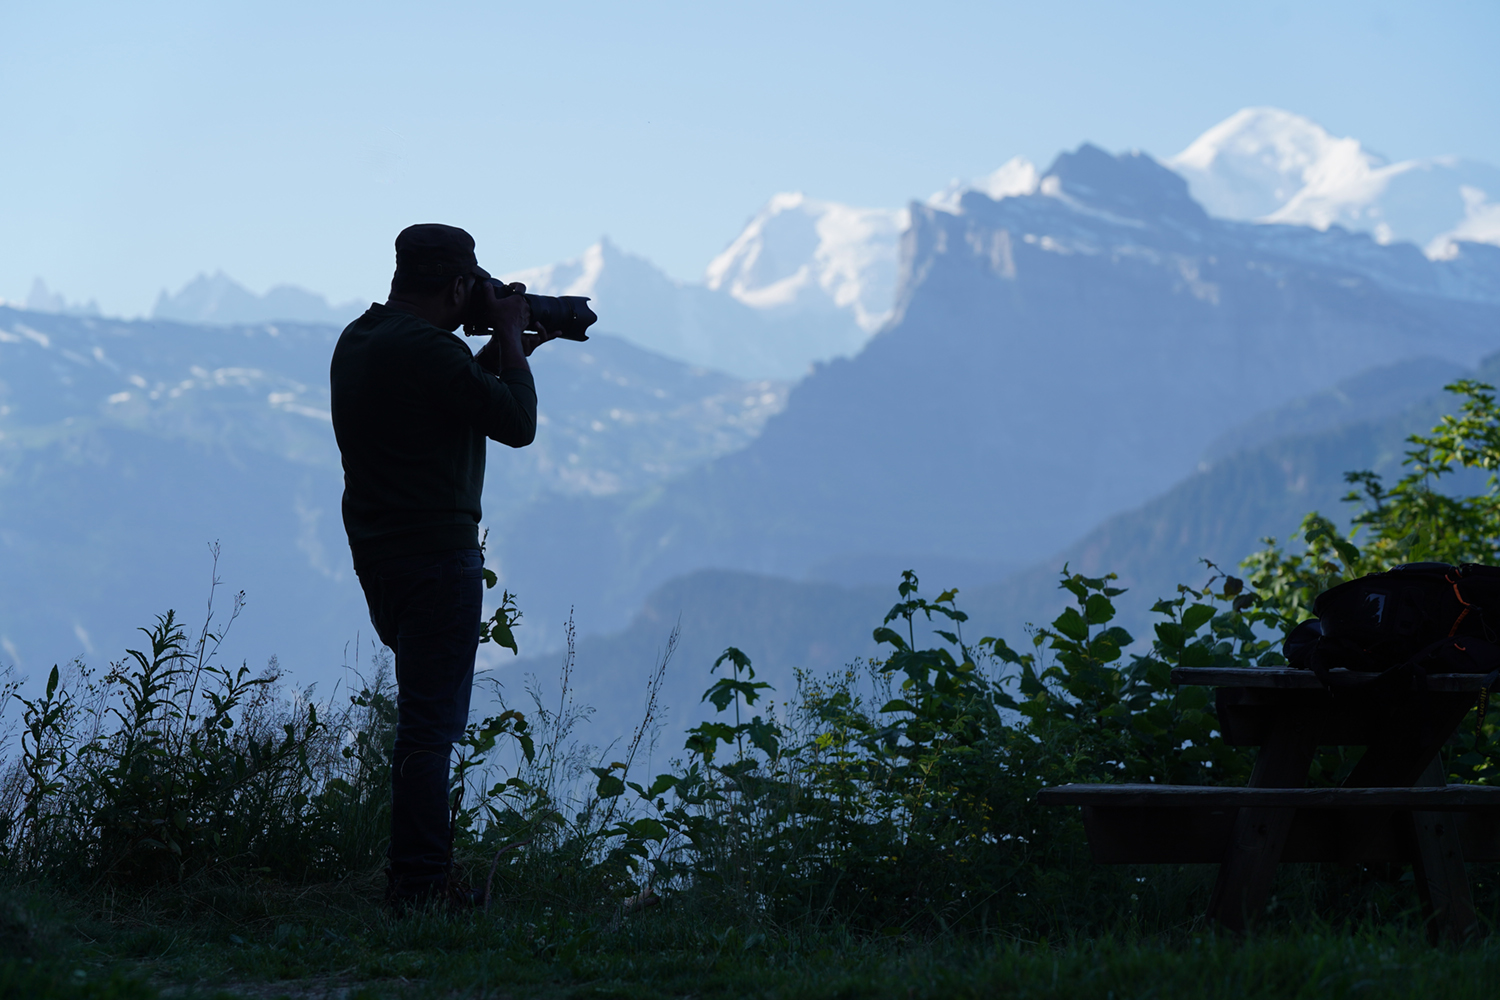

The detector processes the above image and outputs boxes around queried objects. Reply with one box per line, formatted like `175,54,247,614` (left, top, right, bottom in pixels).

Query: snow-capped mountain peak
502,234,873,380
705,193,909,333
504,239,610,297
1167,107,1373,220
1168,107,1500,258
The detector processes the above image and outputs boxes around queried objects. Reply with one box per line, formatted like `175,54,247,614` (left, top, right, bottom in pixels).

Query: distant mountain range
1168,108,1500,257
497,194,911,380
27,109,1494,383
0,308,784,685
503,237,873,381
505,109,1500,381
7,107,1500,739
150,272,367,327
23,278,101,317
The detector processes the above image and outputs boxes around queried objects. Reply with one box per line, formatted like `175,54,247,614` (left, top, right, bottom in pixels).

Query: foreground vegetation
8,380,1500,998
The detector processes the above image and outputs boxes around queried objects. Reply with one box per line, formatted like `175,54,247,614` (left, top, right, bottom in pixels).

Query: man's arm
473,286,560,374
446,361,537,447
448,282,535,446
474,331,556,373
460,282,558,446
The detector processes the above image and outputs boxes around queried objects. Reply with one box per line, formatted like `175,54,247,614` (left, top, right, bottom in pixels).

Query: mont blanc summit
1168,107,1500,257
1166,107,1353,220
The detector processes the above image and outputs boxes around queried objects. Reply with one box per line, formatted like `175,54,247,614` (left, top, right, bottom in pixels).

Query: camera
464,279,597,341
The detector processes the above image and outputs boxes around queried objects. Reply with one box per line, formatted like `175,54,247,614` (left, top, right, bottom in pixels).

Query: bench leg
1409,756,1478,943
1207,723,1316,932
1206,806,1298,932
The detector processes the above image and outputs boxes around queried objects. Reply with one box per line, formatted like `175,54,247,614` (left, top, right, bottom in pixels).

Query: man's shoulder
342,303,439,336
338,305,469,357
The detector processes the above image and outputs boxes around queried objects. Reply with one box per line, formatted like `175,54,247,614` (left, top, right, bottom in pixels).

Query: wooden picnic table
1037,667,1500,940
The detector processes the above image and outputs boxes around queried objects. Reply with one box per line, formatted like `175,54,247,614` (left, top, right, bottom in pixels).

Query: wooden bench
1037,783,1500,863
1037,668,1497,940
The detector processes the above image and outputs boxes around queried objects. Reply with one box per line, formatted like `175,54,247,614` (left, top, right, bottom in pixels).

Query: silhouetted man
330,224,552,911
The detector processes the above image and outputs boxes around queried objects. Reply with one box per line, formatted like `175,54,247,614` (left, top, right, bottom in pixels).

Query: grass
7,873,1500,1000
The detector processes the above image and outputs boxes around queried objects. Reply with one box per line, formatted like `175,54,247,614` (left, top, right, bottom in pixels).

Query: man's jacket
330,303,536,571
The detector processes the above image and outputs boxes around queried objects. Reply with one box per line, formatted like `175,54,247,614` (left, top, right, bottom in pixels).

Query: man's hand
522,325,560,357
472,280,529,338
470,281,531,371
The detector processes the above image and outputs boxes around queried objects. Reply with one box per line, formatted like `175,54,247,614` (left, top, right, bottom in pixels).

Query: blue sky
3,0,1497,316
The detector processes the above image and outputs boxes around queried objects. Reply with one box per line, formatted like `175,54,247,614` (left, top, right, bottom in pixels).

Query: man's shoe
384,872,447,917
384,870,488,917
444,864,489,913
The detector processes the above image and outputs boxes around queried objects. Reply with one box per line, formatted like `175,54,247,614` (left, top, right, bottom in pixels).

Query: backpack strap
1446,570,1476,637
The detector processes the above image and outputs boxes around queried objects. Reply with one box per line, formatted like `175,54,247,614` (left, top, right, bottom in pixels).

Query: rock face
495,144,1500,649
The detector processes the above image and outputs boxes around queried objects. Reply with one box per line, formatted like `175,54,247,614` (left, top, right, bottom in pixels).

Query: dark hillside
505,352,1500,736
965,351,1500,640
484,570,888,741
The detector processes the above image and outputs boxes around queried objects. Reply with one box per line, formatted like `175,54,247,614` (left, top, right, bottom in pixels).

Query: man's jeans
357,548,483,895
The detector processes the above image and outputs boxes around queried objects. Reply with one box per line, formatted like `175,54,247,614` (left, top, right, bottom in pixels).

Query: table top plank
1172,667,1491,692
1038,783,1500,809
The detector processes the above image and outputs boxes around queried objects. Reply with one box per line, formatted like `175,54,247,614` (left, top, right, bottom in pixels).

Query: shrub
1,560,397,885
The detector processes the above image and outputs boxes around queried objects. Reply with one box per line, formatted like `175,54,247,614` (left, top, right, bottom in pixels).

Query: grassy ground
7,876,1500,1000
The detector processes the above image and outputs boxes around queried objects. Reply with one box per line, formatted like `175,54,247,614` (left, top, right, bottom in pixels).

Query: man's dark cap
394,224,492,281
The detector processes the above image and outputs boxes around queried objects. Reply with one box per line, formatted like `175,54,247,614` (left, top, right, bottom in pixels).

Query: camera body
464,279,597,341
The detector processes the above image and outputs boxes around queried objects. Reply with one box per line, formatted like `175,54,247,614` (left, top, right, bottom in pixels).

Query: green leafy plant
479,586,523,656
479,532,523,655
1245,379,1500,781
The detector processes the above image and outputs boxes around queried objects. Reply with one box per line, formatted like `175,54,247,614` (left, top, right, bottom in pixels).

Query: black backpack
1283,562,1500,692
1278,563,1500,704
